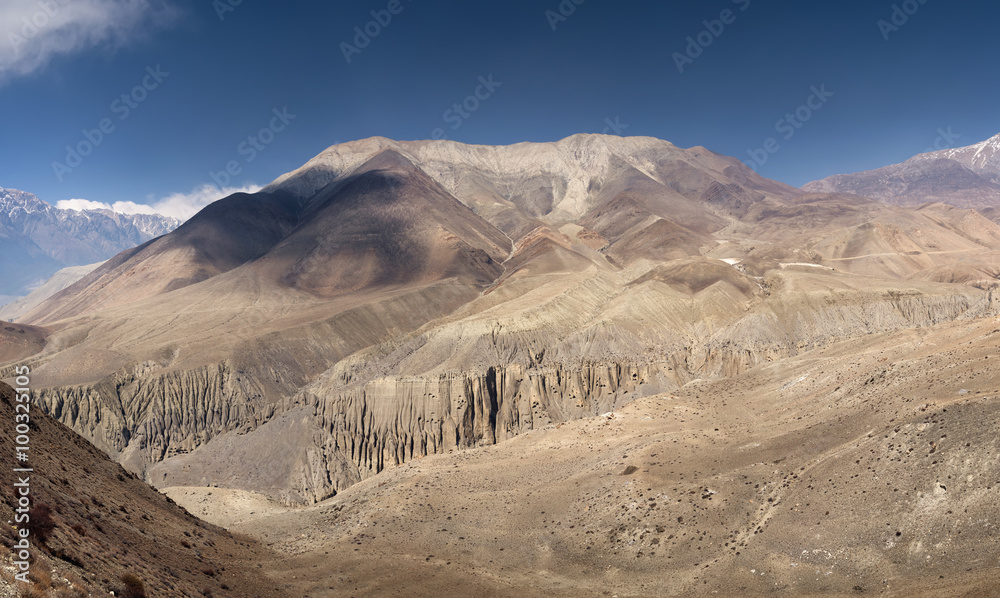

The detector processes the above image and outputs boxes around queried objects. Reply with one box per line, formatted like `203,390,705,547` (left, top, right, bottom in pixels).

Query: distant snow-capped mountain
803,133,1000,208
0,187,180,297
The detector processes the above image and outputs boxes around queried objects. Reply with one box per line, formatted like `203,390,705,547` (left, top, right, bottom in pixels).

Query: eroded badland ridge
3,134,1000,596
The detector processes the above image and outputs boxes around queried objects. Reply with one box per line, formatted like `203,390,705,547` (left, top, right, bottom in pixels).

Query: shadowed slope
259,149,509,296
25,191,301,324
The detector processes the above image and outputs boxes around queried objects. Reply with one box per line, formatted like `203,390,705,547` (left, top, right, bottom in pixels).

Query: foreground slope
221,316,1000,597
0,382,285,597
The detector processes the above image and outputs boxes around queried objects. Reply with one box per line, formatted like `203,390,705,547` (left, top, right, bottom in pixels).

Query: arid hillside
175,315,1000,598
0,381,286,597
4,134,1000,596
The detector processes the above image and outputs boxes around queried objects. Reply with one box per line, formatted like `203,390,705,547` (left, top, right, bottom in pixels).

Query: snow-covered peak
0,188,51,217
913,132,1000,174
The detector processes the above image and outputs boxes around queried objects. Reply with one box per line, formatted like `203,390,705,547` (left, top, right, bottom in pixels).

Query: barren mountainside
3,134,1000,595
8,135,1000,505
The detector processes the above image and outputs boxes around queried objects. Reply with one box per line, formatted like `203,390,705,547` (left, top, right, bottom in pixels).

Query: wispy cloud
144,184,263,221
57,184,263,221
57,198,159,214
0,0,179,82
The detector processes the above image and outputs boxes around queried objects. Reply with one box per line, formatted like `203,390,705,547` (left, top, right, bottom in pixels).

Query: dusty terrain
9,136,1000,508
165,316,1000,597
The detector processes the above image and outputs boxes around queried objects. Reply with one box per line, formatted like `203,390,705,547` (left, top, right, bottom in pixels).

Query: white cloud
0,0,179,82
145,184,263,221
57,198,158,214
57,184,263,221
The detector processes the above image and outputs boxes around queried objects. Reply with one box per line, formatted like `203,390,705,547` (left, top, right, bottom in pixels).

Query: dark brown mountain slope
256,149,509,296
0,381,285,597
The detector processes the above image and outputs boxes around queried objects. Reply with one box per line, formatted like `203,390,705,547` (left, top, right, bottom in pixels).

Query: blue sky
1,0,999,218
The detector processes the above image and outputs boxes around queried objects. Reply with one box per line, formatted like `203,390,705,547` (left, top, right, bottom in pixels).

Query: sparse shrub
120,572,147,598
28,566,52,589
50,546,84,568
54,587,88,598
63,571,87,593
18,583,47,598
70,523,86,536
28,503,56,543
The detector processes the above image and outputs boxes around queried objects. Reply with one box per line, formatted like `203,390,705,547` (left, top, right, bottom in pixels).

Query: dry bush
27,504,56,544
28,566,52,589
18,582,47,598
120,572,147,598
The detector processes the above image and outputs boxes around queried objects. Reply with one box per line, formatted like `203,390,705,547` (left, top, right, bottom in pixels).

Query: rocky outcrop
268,287,1000,502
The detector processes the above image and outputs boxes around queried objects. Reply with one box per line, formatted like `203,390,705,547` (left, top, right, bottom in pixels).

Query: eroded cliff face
279,286,1000,502
15,286,1000,504
30,362,278,474
283,361,678,499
